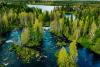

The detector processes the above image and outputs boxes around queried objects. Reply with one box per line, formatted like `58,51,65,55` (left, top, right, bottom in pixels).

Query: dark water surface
0,28,100,67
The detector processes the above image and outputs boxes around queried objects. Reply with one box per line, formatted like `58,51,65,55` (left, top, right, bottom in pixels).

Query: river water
0,28,100,67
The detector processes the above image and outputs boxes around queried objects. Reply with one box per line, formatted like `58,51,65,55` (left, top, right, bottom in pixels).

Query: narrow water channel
0,28,100,67
42,28,57,67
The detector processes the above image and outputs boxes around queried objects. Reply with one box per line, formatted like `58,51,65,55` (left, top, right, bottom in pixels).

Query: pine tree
58,47,70,67
50,19,58,35
32,19,43,42
59,18,65,36
69,40,78,67
21,27,30,45
18,12,28,27
73,19,84,40
89,21,97,40
83,16,89,36
2,12,8,31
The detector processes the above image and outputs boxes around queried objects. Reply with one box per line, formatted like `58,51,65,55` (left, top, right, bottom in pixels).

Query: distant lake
27,5,57,12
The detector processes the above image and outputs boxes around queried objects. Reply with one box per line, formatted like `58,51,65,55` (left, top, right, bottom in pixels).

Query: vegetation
57,47,70,67
57,40,78,67
56,41,66,47
21,27,30,45
0,64,5,67
69,40,78,67
11,44,40,63
0,1,100,67
32,19,43,42
50,3,100,54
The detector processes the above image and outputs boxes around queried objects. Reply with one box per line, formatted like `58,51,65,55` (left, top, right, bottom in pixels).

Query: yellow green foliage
83,16,89,36
58,47,70,67
89,21,97,40
91,38,100,54
18,12,28,26
59,18,65,36
8,9,14,19
69,40,78,63
2,12,8,29
50,20,58,34
50,18,65,36
72,19,83,41
12,45,39,63
21,27,30,45
32,19,43,41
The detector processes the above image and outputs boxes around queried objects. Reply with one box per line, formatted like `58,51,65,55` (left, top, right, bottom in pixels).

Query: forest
0,1,100,67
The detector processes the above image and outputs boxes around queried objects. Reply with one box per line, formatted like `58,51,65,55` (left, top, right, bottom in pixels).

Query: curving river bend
0,28,100,67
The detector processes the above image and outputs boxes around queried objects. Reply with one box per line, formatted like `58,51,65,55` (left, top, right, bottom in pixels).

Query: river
0,28,100,67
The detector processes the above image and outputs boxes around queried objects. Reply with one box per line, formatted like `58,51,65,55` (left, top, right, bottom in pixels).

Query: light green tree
8,9,14,22
69,40,78,67
2,12,8,31
83,16,89,36
50,19,58,35
27,12,34,27
89,21,97,40
21,27,30,45
59,18,65,36
50,17,65,36
18,12,28,27
58,47,70,67
73,19,84,41
32,19,43,42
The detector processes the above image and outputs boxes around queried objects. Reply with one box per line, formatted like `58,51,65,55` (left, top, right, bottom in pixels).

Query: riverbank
52,32,100,55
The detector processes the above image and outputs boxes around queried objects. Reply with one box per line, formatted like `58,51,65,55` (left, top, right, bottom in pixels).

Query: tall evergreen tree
89,21,97,40
69,40,78,67
58,47,70,67
21,27,30,45
32,19,43,42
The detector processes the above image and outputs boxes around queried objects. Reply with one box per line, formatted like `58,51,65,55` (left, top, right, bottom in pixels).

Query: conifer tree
69,40,78,67
32,19,43,42
21,27,30,45
58,47,70,67
2,12,8,31
89,21,97,40
83,16,89,36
